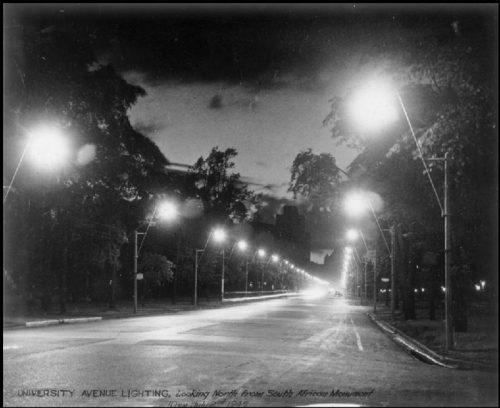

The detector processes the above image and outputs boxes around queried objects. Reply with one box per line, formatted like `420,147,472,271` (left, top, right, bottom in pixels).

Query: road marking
3,345,21,350
350,317,364,352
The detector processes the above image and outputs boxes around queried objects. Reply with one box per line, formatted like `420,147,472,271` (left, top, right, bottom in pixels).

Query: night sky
4,3,496,261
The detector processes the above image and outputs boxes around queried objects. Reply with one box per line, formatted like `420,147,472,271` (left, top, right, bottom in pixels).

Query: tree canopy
3,24,173,307
322,14,497,286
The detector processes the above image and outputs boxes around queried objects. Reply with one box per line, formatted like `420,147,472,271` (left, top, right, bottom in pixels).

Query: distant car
334,291,343,297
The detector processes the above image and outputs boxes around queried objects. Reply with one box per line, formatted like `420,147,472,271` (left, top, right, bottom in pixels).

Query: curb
367,312,458,369
367,312,497,372
222,293,298,303
7,293,295,329
25,317,102,328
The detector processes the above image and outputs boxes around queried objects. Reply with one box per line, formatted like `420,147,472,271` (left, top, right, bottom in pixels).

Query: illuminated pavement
3,295,498,407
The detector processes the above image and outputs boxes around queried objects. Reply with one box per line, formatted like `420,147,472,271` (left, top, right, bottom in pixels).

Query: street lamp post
221,248,225,301
133,230,138,314
245,259,249,295
133,200,179,313
193,228,226,306
194,249,204,306
349,81,453,351
3,123,71,203
390,225,397,319
427,154,452,350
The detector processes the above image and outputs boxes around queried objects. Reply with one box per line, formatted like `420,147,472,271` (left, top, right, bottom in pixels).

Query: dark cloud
208,94,223,109
8,3,490,90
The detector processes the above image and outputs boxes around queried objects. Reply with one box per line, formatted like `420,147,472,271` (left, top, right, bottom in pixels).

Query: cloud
132,120,168,137
208,94,223,109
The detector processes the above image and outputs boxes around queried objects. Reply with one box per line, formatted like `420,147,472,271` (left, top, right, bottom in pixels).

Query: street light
3,123,71,203
346,229,360,242
347,80,399,132
235,240,249,295
344,192,371,217
237,240,248,251
26,124,71,170
351,79,453,351
193,227,227,306
133,199,179,313
157,201,179,222
211,228,227,301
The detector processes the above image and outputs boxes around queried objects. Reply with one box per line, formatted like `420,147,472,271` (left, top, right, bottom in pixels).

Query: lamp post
193,227,226,306
133,200,179,313
4,123,71,203
229,239,248,295
256,248,266,292
349,81,453,351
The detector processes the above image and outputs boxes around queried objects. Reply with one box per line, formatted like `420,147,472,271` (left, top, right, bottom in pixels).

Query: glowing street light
193,227,227,306
157,201,179,221
213,228,227,243
349,79,455,350
257,248,266,258
271,254,280,263
4,123,71,203
26,124,71,170
344,192,370,217
346,229,360,241
237,240,248,251
347,80,399,132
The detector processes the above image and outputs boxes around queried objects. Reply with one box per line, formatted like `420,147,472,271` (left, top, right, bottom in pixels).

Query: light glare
157,201,178,221
27,125,70,170
212,228,226,243
237,240,248,251
344,193,369,217
348,81,399,132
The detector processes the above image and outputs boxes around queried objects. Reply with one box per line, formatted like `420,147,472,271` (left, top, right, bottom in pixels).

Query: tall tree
4,24,171,311
189,147,254,224
323,14,497,321
288,149,345,251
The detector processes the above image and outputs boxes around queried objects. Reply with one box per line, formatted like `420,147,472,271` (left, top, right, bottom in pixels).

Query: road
3,295,498,407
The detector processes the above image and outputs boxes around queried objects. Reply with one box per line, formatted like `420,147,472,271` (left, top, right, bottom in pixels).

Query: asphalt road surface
3,295,498,407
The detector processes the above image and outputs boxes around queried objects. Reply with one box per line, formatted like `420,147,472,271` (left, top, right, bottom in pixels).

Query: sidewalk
3,293,297,329
367,302,498,372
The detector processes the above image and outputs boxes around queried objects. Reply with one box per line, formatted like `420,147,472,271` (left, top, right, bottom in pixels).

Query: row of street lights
339,77,453,352
192,226,315,306
132,200,319,309
3,124,316,314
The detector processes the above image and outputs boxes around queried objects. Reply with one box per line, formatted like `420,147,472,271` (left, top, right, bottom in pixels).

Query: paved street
3,295,498,407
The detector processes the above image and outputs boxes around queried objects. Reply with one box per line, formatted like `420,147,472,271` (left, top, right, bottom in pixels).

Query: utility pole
221,248,225,301
444,152,453,352
245,259,249,295
427,154,453,352
391,225,396,319
364,259,368,305
133,230,138,314
194,249,202,307
373,253,377,312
